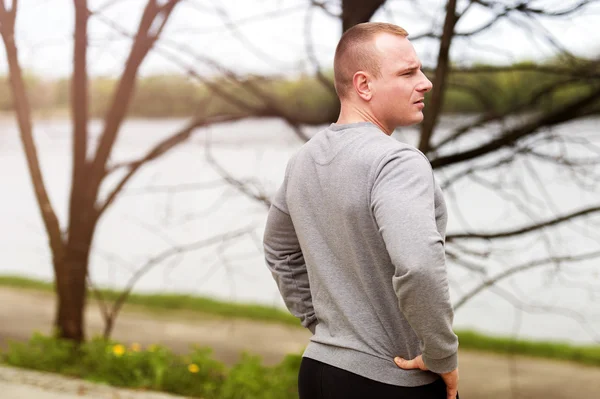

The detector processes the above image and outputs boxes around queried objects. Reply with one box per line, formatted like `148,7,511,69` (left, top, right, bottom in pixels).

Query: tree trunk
54,220,95,342
341,0,386,32
418,0,459,153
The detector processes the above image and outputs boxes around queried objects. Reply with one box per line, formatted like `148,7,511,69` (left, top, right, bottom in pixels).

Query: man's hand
394,355,459,399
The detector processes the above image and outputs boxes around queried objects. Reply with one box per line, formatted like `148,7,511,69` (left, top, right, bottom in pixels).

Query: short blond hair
333,22,409,98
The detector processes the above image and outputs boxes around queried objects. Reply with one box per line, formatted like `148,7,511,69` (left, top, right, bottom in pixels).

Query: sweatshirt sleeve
263,161,317,333
370,148,458,374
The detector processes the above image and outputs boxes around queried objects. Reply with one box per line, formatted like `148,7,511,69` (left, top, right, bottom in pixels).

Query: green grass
457,330,600,367
1,333,302,399
1,275,600,367
0,275,54,291
0,275,300,326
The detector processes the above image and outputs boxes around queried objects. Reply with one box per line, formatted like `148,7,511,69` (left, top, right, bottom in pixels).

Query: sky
1,0,600,79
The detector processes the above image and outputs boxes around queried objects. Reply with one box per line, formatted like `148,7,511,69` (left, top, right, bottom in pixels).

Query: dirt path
0,364,184,399
1,287,600,398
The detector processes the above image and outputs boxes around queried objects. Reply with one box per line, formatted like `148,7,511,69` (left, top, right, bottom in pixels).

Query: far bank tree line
2,58,598,120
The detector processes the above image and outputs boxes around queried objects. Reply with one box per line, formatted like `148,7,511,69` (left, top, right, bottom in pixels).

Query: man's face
369,34,432,129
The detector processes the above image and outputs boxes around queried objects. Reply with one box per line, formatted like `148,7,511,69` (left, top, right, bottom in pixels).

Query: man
263,22,459,399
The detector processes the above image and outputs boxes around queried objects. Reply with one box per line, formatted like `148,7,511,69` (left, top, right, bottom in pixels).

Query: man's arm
263,172,317,333
371,148,458,374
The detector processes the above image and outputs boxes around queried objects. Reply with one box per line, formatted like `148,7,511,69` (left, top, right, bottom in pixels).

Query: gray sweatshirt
263,121,458,387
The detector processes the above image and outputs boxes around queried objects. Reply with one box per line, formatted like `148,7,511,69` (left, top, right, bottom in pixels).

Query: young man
263,22,459,399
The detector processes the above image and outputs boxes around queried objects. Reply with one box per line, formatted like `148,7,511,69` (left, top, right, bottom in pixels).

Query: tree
0,0,189,341
200,0,600,337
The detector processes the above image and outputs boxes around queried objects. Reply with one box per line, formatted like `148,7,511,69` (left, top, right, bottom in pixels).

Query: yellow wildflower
188,363,200,373
112,344,125,357
131,343,141,352
148,344,158,352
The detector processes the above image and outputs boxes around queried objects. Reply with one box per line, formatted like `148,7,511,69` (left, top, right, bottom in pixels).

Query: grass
1,333,302,399
0,275,300,326
457,330,600,367
1,275,600,367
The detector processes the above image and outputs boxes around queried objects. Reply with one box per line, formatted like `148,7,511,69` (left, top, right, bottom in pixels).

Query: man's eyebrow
398,64,422,73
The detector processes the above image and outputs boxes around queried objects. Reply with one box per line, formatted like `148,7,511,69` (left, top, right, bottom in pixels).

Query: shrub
1,334,300,399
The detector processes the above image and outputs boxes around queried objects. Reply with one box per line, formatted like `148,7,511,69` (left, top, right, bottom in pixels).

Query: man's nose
416,70,433,92
418,76,433,93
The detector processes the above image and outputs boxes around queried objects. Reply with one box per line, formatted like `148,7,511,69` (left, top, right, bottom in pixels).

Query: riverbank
1,275,600,367
1,285,600,398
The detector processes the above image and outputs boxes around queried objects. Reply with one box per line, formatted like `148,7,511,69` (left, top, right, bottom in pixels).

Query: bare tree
410,1,600,337
190,0,600,338
0,0,194,342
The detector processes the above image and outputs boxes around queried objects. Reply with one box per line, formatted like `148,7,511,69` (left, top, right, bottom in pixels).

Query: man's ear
353,71,372,101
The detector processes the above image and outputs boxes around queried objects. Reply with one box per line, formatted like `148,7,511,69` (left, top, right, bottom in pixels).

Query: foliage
442,61,600,114
219,353,302,399
1,333,301,399
3,330,600,399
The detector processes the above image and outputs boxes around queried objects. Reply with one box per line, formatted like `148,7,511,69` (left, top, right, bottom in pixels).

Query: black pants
298,357,456,399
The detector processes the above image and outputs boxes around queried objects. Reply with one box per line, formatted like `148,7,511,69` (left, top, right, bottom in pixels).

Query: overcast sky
1,0,599,79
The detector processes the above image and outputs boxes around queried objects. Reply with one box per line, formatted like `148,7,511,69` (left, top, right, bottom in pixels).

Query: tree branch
311,0,340,18
430,84,600,168
340,0,385,32
114,180,225,195
410,0,516,41
445,248,487,273
439,152,518,190
454,248,600,310
86,275,110,332
173,2,306,35
431,75,599,152
72,0,89,172
447,63,600,79
204,130,272,209
447,205,600,241
305,4,337,96
488,285,600,342
93,10,262,116
419,0,459,153
97,114,245,217
94,7,335,130
514,0,593,17
88,0,180,199
210,0,292,69
89,9,314,218
0,0,64,259
107,226,254,331
67,0,92,247
446,80,498,113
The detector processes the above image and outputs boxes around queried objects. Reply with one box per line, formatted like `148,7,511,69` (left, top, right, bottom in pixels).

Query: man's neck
336,104,392,135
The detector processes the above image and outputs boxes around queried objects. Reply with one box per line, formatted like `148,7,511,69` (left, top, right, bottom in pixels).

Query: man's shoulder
367,135,429,165
291,125,429,168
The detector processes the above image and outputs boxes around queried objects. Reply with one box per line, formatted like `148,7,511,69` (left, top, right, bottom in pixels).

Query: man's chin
397,113,424,127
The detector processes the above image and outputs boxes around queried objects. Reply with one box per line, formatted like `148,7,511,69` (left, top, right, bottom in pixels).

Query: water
1,116,599,344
